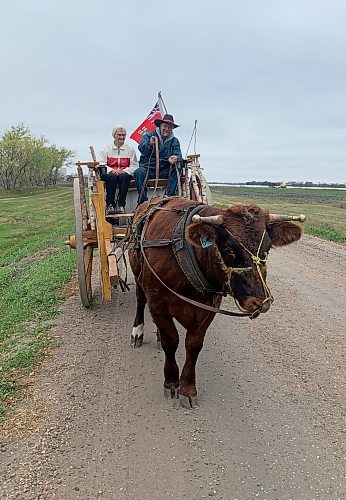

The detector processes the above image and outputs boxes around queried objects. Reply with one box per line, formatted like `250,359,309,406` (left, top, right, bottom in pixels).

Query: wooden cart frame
65,153,212,307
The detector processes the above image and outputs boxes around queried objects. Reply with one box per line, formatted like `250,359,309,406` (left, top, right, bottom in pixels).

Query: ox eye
226,248,235,258
224,241,235,257
258,251,269,264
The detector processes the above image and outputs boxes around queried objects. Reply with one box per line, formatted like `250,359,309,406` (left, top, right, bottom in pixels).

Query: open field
0,187,76,416
211,185,346,244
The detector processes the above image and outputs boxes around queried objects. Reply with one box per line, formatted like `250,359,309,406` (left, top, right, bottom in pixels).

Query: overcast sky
1,0,345,183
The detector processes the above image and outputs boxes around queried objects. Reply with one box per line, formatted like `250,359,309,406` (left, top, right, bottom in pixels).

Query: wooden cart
65,152,212,307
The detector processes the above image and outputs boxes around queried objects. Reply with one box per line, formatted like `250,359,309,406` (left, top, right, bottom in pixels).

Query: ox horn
268,213,306,223
191,214,224,225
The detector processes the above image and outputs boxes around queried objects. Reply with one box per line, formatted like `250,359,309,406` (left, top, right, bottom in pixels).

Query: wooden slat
76,161,99,167
106,212,134,219
112,227,127,237
81,229,97,239
92,181,112,301
105,240,119,286
128,178,170,189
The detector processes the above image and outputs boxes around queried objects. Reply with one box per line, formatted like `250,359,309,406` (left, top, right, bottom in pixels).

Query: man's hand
150,136,158,145
168,155,178,164
108,170,116,175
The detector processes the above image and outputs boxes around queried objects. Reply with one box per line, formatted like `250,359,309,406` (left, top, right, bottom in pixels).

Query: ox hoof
179,395,199,410
131,334,143,348
164,387,179,399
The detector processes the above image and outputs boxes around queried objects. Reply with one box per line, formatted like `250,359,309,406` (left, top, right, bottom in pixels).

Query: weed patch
304,225,346,244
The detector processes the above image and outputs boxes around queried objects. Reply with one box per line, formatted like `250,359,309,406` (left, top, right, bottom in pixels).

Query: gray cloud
1,0,345,182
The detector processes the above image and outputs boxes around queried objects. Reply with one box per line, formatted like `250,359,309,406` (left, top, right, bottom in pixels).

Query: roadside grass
211,186,346,244
0,186,76,418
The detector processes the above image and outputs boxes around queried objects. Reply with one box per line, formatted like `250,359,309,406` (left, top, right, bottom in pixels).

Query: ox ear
267,221,303,247
185,223,217,249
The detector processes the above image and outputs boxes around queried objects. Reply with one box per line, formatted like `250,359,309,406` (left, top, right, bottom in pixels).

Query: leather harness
138,201,224,297
133,199,258,318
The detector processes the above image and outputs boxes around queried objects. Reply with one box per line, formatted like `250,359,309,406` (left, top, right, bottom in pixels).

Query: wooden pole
196,158,208,204
184,164,190,199
190,165,202,202
77,164,89,230
158,91,168,114
152,137,160,196
89,146,100,180
88,145,100,230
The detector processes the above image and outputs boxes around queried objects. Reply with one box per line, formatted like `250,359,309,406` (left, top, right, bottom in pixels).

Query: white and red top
99,142,138,175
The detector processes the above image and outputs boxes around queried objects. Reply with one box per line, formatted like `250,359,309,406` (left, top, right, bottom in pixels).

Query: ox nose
259,298,272,313
243,296,272,314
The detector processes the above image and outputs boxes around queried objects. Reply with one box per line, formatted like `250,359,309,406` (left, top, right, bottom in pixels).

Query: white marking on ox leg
131,324,144,348
132,324,144,338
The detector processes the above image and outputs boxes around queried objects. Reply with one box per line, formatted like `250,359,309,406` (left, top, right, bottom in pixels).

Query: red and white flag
130,99,164,143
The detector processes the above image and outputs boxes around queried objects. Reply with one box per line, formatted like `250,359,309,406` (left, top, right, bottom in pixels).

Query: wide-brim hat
154,114,180,128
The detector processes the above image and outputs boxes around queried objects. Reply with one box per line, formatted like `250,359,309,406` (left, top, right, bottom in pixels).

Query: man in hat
99,125,138,214
134,114,182,203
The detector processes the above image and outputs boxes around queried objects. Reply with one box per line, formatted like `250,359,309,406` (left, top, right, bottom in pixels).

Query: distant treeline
210,181,346,188
0,124,75,190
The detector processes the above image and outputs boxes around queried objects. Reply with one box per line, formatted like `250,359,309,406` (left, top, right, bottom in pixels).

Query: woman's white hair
112,124,126,137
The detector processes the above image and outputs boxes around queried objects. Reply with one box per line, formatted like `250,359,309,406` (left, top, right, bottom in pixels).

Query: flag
130,99,164,143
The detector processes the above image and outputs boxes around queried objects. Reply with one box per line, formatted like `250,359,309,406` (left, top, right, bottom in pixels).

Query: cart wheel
74,178,93,307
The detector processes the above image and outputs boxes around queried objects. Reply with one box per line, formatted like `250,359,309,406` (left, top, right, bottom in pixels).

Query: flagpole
158,91,168,114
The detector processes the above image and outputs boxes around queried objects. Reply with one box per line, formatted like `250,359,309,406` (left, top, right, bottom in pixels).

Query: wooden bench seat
128,178,170,190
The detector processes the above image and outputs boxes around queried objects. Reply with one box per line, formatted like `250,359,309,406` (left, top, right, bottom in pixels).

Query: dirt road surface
1,235,345,499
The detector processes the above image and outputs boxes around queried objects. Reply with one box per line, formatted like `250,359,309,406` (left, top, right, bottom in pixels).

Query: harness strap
139,215,254,318
142,239,177,248
132,196,173,232
172,204,223,295
137,202,222,295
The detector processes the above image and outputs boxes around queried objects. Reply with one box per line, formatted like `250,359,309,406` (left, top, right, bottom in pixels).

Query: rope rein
223,227,273,304
185,120,198,158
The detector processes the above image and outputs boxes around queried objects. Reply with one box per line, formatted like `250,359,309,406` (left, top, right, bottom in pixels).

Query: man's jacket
138,129,182,174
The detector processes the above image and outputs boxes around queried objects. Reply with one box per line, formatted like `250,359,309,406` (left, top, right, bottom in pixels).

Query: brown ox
129,197,303,409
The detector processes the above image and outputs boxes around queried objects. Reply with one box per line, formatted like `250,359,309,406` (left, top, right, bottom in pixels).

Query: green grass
1,184,345,418
211,186,346,244
0,186,76,417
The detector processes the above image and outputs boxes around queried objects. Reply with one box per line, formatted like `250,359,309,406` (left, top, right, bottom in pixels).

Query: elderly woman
99,125,138,214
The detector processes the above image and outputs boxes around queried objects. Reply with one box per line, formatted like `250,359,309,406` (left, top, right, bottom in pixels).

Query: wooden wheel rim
74,178,93,307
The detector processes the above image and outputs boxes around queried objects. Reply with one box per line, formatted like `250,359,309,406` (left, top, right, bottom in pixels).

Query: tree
0,124,34,189
48,146,74,186
0,124,75,190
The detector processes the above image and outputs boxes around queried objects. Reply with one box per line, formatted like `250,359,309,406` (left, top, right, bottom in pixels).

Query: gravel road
0,234,345,500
